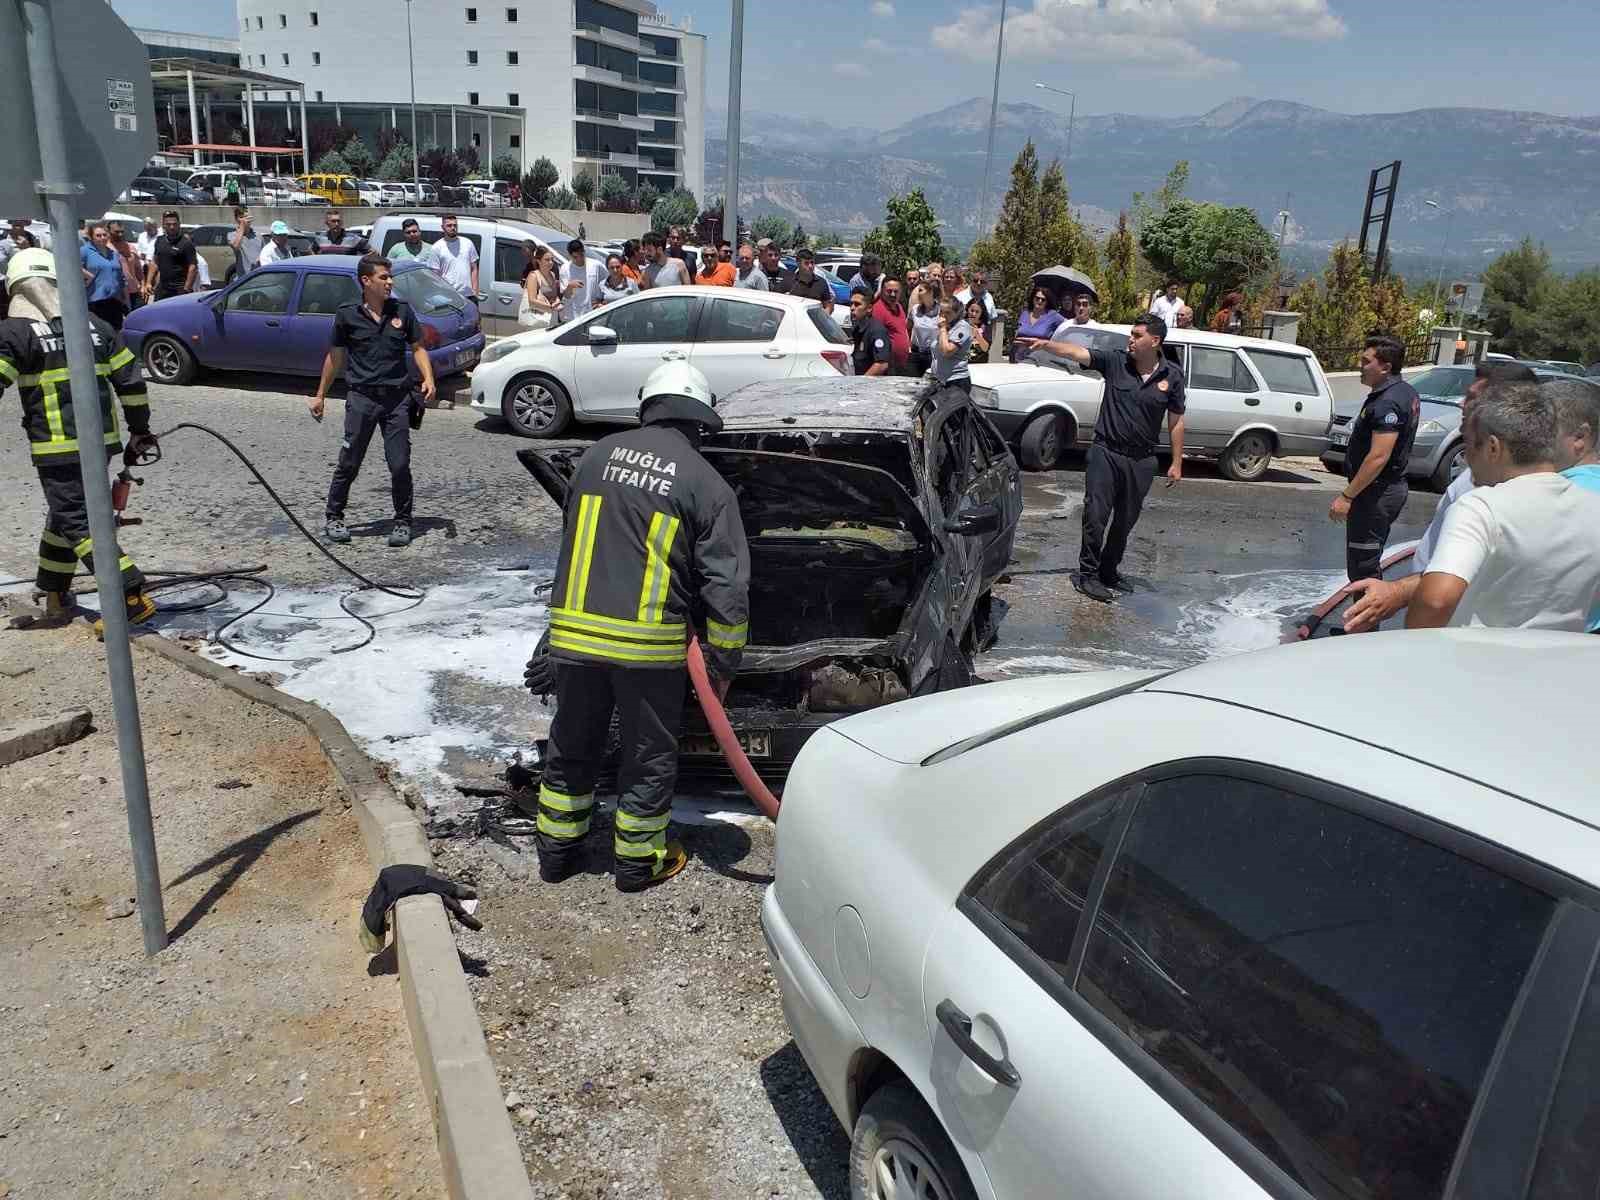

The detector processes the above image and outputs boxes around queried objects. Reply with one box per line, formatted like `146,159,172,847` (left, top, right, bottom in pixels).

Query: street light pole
1033,81,1075,166
1424,199,1454,316
977,0,1008,237
723,0,745,248
406,0,420,204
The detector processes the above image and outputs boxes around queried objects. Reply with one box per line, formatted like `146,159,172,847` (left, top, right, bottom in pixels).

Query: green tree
751,213,790,244
1101,213,1141,322
377,141,414,182
1036,161,1099,294
421,146,468,187
789,224,809,251
341,135,376,178
572,172,596,212
1138,200,1277,319
1289,241,1379,370
597,172,632,212
650,188,699,233
491,154,520,184
547,184,579,211
313,148,353,175
1131,160,1189,231
522,156,559,205
969,144,1045,316
635,180,660,214
814,228,845,250
1482,238,1554,356
1535,270,1600,362
861,188,951,283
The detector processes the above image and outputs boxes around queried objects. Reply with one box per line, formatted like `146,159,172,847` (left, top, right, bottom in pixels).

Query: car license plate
454,349,477,368
1331,430,1348,446
680,730,771,758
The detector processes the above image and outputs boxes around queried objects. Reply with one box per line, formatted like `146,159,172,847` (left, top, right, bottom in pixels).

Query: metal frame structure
1357,159,1401,283
148,57,309,174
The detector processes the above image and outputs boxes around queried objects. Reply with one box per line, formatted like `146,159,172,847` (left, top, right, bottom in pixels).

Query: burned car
518,377,1023,778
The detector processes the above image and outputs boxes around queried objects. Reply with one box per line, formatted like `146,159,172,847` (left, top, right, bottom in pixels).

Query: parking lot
0,376,1439,1197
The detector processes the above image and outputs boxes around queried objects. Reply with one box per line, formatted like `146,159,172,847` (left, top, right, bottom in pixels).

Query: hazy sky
111,0,1600,129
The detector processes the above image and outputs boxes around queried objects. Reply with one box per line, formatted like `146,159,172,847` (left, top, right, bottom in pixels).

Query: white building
235,0,705,200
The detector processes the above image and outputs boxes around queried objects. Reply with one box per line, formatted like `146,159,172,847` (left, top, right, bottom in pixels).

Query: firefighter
0,247,156,630
529,361,750,892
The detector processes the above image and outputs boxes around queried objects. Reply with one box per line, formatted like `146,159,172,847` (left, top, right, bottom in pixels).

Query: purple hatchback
122,257,484,386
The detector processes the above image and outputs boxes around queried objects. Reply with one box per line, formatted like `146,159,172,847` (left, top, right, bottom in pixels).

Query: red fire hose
686,635,781,821
1291,546,1416,641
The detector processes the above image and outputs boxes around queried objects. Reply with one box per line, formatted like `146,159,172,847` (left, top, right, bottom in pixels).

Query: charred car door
925,400,1018,627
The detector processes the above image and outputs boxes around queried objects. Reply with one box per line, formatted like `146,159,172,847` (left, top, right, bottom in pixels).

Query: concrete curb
129,633,535,1200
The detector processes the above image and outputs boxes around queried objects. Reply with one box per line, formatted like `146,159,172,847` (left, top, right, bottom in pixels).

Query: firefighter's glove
359,864,482,953
127,433,160,463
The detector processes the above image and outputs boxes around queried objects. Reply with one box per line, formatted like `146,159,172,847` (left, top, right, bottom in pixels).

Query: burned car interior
517,377,1023,778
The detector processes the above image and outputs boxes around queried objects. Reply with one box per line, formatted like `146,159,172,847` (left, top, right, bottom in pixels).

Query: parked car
812,263,854,305
519,376,1023,775
1540,359,1586,375
261,176,329,206
462,178,511,208
184,225,245,288
970,324,1334,479
355,180,385,206
183,169,265,204
1322,363,1598,490
122,257,483,386
295,173,360,206
470,286,854,436
119,175,209,206
368,212,571,337
764,628,1600,1200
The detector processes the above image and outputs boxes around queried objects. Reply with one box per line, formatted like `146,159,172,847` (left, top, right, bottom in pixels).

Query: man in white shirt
954,270,998,323
558,238,605,322
426,213,479,298
134,217,158,265
258,220,294,266
1342,361,1538,631
1149,283,1184,328
1066,294,1099,328
1407,381,1600,631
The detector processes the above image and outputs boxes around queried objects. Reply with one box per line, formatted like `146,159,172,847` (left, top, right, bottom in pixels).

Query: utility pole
722,0,744,248
406,0,421,203
1033,82,1075,167
22,0,167,956
977,0,1008,238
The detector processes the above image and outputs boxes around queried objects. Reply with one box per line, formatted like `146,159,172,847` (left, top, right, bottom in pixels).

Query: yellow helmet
4,246,55,290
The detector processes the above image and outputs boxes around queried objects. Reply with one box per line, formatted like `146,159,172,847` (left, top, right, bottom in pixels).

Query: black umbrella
1030,265,1098,302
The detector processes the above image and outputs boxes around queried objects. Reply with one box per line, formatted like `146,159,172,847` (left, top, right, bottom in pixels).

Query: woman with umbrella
1012,284,1064,362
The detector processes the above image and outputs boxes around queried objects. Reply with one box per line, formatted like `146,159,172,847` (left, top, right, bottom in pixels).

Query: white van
970,324,1335,479
462,178,511,208
368,213,570,337
184,169,265,204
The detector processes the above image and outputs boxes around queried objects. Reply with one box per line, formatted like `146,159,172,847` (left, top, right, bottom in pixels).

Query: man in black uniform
310,254,436,547
0,248,156,628
529,361,749,892
143,210,196,301
1330,335,1420,579
849,288,891,377
785,247,834,315
1019,312,1186,602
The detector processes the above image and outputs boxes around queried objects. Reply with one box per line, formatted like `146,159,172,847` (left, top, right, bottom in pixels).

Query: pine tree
1101,213,1141,322
571,173,596,212
1290,241,1379,371
341,135,376,178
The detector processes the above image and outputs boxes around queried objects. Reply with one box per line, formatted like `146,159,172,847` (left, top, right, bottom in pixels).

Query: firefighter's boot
94,591,156,639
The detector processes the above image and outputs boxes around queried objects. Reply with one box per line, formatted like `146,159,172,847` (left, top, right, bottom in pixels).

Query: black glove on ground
359,864,482,952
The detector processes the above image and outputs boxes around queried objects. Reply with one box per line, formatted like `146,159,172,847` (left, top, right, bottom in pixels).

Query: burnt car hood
516,445,931,546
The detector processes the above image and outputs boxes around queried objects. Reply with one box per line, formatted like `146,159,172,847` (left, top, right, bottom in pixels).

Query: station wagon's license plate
680,730,771,758
454,349,477,368
1330,429,1348,446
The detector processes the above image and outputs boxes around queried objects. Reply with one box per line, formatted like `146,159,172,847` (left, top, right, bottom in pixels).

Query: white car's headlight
1418,418,1448,435
481,339,520,364
971,385,997,408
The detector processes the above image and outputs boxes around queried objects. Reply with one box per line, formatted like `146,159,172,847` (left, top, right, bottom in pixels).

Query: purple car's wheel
141,334,194,385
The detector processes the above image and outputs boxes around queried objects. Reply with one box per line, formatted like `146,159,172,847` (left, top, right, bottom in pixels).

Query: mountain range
705,98,1600,267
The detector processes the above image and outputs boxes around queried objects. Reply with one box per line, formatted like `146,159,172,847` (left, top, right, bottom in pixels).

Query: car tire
141,334,196,385
1220,430,1274,482
850,1082,978,1200
1017,412,1065,471
1431,441,1465,493
501,373,573,438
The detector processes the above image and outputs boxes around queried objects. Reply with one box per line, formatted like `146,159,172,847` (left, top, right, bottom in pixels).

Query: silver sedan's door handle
936,999,1020,1088
1243,396,1261,406
661,350,686,361
764,348,786,359
497,295,515,306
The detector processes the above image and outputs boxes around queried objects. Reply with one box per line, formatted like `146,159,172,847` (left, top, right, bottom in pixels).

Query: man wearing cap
387,218,428,263
0,247,157,631
526,360,749,893
258,221,295,266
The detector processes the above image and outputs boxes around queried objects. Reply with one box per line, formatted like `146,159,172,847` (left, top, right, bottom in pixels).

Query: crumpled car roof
715,376,935,432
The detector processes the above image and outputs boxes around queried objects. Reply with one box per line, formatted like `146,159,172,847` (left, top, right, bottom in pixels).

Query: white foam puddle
1170,568,1350,657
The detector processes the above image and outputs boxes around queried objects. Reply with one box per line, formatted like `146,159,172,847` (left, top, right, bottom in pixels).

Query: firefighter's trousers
536,661,685,886
34,462,144,596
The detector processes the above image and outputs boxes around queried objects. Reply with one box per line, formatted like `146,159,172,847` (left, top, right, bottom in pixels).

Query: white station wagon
971,325,1335,479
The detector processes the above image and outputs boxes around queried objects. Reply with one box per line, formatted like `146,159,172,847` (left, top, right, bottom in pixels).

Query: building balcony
574,21,647,54
640,165,683,179
575,148,650,169
636,133,683,149
636,101,681,121
574,106,655,132
573,63,655,94
638,49,681,64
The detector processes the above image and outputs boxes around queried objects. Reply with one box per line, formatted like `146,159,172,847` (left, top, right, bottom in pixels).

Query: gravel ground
0,617,442,1199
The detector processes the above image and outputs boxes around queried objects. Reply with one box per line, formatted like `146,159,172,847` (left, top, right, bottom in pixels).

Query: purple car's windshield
393,267,466,315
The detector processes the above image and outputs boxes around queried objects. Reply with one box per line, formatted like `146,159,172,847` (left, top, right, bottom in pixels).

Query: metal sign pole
22,0,167,956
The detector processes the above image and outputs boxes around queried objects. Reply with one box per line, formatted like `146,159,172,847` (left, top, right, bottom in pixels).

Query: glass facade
575,0,638,37
638,60,677,87
576,38,638,78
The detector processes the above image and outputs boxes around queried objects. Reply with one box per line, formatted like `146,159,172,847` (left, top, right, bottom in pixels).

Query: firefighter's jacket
0,315,149,464
550,421,750,676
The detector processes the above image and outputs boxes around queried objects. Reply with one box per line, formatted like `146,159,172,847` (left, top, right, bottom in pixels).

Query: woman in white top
519,243,561,329
597,253,638,306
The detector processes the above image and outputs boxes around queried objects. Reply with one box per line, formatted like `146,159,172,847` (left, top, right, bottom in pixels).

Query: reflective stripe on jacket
0,315,149,462
549,423,750,675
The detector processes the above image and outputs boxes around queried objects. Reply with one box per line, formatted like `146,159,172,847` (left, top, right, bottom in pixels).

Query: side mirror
942,501,1002,537
587,324,617,344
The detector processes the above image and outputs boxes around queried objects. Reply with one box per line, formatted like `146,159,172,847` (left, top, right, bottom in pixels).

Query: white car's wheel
850,1083,977,1200
1220,429,1274,482
501,374,572,438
